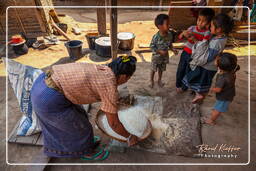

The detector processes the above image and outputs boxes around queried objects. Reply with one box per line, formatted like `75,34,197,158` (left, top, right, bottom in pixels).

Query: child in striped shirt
176,8,215,93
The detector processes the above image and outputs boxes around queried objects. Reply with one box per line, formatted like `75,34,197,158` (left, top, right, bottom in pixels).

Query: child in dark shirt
205,53,240,125
150,14,178,88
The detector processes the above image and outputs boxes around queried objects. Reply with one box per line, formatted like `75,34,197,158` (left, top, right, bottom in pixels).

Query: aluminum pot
95,37,111,58
117,32,135,51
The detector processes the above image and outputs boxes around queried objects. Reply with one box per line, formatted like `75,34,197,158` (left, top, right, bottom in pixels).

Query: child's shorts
151,62,166,72
213,100,231,113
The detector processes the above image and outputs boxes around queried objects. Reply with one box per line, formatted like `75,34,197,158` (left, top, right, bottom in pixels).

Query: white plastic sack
5,59,43,136
118,105,148,137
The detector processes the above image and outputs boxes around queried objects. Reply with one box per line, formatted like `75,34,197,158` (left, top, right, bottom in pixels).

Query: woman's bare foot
205,119,216,125
192,94,204,104
176,87,183,93
158,81,165,87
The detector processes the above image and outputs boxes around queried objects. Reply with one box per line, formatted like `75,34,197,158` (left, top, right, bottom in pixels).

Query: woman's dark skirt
31,73,94,157
182,66,217,93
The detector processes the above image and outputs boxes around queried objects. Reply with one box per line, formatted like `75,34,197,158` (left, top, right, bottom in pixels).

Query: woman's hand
127,135,139,146
105,112,139,146
105,112,130,138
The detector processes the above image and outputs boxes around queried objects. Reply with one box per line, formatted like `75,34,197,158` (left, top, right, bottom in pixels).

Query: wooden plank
15,133,40,145
97,0,107,35
8,119,20,143
34,7,47,33
138,42,185,49
110,0,118,59
32,133,42,144
170,1,192,6
36,133,44,146
8,119,43,146
12,3,26,35
136,40,256,54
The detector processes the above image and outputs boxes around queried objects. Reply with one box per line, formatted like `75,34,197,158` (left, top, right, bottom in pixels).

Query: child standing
182,13,234,103
176,8,215,93
150,14,178,88
205,53,240,125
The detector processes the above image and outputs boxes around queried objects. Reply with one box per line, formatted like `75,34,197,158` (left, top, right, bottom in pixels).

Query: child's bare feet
205,119,216,125
176,87,183,93
158,81,165,87
192,94,204,104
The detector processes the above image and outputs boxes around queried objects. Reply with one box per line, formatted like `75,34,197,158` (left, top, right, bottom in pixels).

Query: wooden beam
110,0,118,59
97,0,107,35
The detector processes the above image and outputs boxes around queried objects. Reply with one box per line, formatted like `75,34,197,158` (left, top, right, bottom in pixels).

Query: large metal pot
95,37,111,58
117,32,135,51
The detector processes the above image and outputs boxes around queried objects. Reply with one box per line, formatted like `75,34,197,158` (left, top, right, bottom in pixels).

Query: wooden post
97,0,107,35
159,0,163,11
168,0,172,17
110,0,118,59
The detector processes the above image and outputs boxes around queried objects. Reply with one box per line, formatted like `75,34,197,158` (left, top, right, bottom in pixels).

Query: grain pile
132,93,202,157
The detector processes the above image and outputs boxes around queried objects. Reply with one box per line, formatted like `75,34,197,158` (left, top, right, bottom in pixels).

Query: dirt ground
0,9,256,171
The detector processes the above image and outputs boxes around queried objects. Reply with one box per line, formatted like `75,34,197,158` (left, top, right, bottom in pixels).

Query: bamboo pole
110,0,118,59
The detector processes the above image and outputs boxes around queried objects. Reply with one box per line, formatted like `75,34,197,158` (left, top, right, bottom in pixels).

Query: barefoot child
176,8,215,93
182,13,234,103
150,14,178,88
205,53,240,125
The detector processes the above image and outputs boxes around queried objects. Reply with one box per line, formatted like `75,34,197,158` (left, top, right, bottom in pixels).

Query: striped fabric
51,63,118,114
182,26,211,54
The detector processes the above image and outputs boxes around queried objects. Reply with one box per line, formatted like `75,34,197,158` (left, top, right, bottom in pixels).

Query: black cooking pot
95,37,111,58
